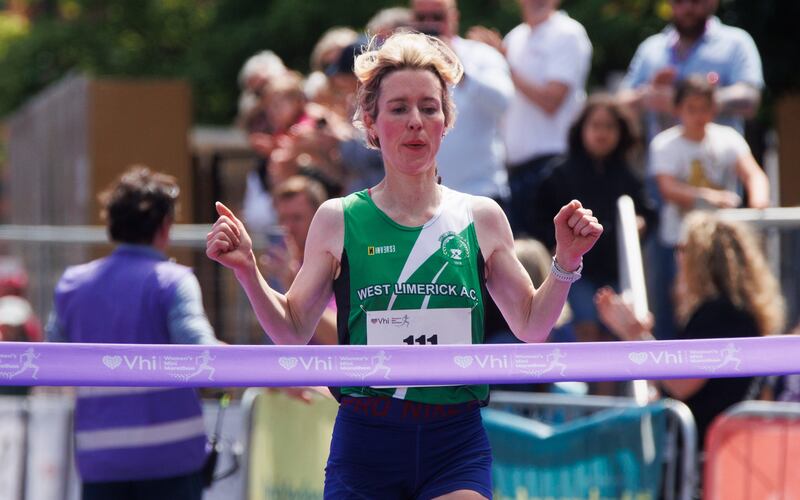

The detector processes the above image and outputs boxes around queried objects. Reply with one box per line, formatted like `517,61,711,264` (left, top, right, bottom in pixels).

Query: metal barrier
0,396,32,500
0,389,703,500
0,394,77,500
0,393,248,500
0,224,277,346
704,400,800,500
488,390,698,500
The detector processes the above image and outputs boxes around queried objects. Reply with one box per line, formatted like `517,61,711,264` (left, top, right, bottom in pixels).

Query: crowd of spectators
5,1,787,486
232,3,780,325
223,0,794,439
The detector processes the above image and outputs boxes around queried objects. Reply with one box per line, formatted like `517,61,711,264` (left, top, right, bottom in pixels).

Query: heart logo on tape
279,357,298,370
453,356,473,368
102,355,122,370
629,352,648,365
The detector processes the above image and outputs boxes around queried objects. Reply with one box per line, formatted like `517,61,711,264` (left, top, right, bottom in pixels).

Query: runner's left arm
473,197,602,343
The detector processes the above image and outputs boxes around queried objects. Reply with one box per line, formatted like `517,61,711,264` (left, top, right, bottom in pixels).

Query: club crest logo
439,232,469,266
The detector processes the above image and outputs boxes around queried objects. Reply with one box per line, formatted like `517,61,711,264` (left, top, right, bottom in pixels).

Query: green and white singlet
333,187,489,404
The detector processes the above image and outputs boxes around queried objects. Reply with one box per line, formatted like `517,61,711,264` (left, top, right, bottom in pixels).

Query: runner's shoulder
469,195,507,232
307,197,344,257
312,198,344,231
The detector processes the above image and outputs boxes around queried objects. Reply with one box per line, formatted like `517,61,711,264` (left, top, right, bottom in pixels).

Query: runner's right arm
206,200,343,345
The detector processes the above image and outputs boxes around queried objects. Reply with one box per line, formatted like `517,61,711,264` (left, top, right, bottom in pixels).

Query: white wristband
551,257,582,283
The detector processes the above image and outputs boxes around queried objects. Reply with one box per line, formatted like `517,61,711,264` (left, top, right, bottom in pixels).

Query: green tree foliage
0,0,797,125
0,0,214,116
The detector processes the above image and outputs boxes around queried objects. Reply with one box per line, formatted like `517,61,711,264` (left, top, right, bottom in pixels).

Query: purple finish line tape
0,337,796,387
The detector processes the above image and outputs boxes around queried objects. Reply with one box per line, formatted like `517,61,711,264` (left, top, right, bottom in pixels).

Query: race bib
366,308,472,346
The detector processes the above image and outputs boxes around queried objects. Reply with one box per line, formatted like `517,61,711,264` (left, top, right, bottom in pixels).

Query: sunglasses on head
414,11,446,22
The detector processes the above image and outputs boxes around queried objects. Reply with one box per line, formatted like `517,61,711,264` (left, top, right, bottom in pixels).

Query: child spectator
648,75,769,339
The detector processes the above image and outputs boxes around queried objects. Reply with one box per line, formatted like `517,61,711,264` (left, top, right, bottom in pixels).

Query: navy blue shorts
324,397,493,499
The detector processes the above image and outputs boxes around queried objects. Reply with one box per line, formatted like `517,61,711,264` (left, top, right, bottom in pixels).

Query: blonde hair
677,211,785,336
353,32,463,149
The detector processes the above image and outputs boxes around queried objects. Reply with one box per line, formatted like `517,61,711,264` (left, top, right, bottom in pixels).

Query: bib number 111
403,334,438,345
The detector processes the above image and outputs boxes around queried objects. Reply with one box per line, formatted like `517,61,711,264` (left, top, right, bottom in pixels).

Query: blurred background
0,0,798,343
0,1,799,499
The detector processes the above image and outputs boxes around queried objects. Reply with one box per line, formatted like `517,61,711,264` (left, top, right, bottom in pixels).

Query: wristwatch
551,257,583,283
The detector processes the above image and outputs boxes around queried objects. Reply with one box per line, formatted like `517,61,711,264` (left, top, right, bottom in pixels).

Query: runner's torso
333,187,488,404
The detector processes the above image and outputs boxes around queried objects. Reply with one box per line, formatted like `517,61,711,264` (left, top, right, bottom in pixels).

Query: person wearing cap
0,295,42,396
366,6,413,45
323,37,369,111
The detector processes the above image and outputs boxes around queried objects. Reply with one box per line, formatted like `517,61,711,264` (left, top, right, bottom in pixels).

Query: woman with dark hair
530,93,657,348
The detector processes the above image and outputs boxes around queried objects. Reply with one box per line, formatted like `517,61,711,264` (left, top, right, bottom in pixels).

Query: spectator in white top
619,1,764,341
652,76,768,248
649,75,768,339
412,0,514,203
618,0,763,142
470,0,592,235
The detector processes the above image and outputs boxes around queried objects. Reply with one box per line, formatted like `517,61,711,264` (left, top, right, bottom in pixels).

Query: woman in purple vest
46,166,219,500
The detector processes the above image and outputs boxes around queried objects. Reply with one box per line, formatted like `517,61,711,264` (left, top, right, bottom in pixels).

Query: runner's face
367,69,446,177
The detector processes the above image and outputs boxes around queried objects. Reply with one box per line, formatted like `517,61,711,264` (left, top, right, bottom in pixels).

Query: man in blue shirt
618,0,764,341
619,0,763,141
